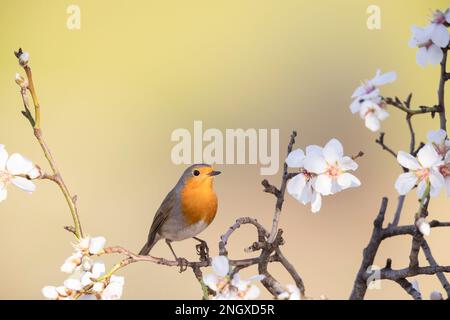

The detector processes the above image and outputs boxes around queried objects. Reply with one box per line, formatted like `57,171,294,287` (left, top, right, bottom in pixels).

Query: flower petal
427,44,444,65
395,172,417,195
212,256,229,277
445,177,450,197
371,70,397,86
303,153,327,174
337,173,361,189
431,23,450,48
306,145,323,156
323,139,344,164
338,156,358,171
203,273,218,291
397,151,420,170
0,188,7,203
365,113,381,132
11,177,36,193
416,180,427,198
428,129,447,145
417,144,442,168
61,261,77,274
351,84,366,98
64,278,82,291
311,191,322,213
314,174,332,195
375,107,389,121
287,174,307,202
429,169,445,197
285,149,305,168
416,47,429,67
89,236,106,254
6,153,33,175
81,272,94,286
350,98,362,114
0,145,8,170
92,261,106,278
244,285,260,300
42,286,58,299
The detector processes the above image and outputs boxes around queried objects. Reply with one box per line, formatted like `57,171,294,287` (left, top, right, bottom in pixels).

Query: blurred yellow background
0,0,449,299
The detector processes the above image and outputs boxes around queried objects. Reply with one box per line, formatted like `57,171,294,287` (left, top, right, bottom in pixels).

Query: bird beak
208,170,221,176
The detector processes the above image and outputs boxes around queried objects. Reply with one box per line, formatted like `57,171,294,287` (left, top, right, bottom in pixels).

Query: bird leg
165,239,188,273
193,237,209,262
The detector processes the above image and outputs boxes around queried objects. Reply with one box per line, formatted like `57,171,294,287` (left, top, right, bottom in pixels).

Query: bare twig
395,278,422,300
375,132,397,159
266,131,297,243
15,49,83,239
421,240,450,298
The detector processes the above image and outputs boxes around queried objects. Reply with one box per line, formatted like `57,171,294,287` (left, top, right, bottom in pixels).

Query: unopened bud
416,218,431,236
430,291,443,300
18,52,30,67
27,165,42,179
15,73,28,88
81,256,93,271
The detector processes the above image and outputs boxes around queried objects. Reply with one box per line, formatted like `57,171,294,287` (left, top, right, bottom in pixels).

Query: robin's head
181,164,221,189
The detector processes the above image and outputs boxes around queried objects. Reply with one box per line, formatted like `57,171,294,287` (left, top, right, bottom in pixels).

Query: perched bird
139,164,221,260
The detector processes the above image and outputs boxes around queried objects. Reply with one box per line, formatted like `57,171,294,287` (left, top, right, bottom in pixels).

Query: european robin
139,164,221,261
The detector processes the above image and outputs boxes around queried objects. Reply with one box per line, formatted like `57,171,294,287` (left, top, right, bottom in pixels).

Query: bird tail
139,237,158,255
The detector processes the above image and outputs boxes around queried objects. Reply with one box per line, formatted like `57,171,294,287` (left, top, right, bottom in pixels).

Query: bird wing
146,188,177,244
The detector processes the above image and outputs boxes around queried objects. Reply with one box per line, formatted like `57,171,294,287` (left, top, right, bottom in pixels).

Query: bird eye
193,170,200,176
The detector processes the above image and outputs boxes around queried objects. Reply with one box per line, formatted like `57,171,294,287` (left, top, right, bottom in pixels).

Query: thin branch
15,49,83,239
438,48,448,131
395,278,422,300
383,96,440,116
389,195,405,227
275,248,305,296
349,197,388,300
421,240,450,298
375,133,397,159
219,217,269,256
266,131,297,243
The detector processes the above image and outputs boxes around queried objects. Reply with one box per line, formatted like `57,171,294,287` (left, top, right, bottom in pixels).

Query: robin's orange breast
180,179,218,225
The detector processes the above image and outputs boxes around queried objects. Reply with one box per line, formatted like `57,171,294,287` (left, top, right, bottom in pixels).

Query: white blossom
0,145,38,203
203,256,263,300
101,276,124,300
395,145,445,197
286,147,322,213
211,255,229,277
350,70,396,115
427,129,450,158
42,286,59,300
43,235,122,300
359,98,389,132
430,291,443,300
416,218,431,236
304,139,361,196
286,140,360,213
277,284,301,300
409,9,450,67
443,151,450,196
74,236,106,255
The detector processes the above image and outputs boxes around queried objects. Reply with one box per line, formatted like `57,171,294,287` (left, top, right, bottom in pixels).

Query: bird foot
196,241,210,262
177,257,189,273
